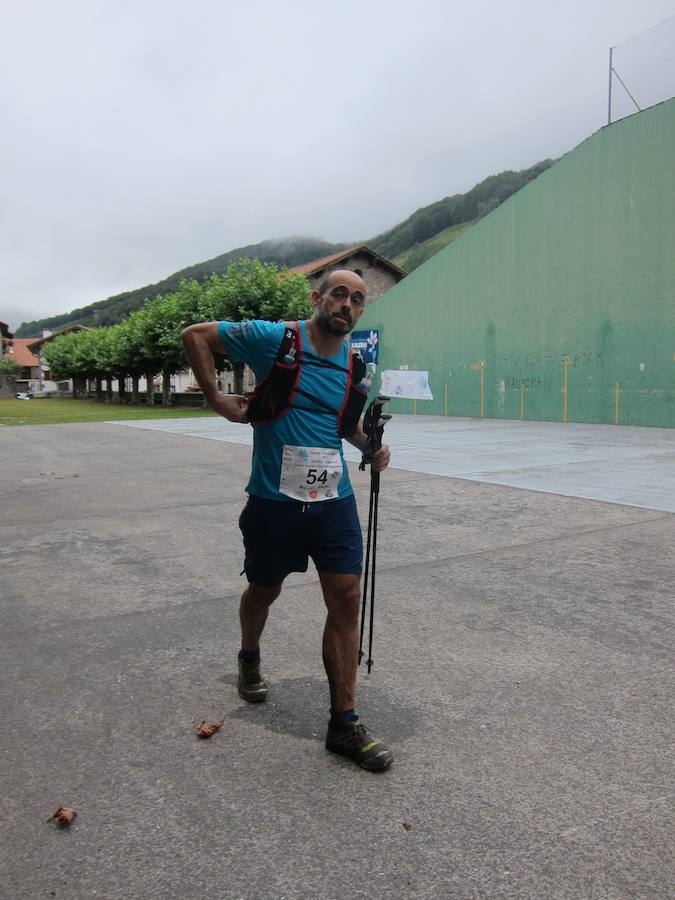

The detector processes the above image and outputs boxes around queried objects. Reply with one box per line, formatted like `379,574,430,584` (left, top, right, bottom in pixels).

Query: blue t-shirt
218,319,354,501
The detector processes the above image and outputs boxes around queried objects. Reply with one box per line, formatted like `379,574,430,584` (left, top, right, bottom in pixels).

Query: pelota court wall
359,98,675,427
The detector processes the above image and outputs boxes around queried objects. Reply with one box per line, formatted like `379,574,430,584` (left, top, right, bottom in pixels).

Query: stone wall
0,374,16,398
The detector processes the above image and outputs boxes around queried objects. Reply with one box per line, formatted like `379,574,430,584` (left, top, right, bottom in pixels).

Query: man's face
312,271,366,336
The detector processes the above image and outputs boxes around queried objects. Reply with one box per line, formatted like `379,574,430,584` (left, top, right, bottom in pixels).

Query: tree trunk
117,376,126,404
162,368,172,406
106,375,113,403
233,361,245,394
96,376,103,402
145,372,154,407
131,374,139,405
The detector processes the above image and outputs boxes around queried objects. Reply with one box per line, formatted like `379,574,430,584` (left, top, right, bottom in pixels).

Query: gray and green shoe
237,657,268,703
325,717,393,771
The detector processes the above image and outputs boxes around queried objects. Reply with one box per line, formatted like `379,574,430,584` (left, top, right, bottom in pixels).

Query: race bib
279,445,343,502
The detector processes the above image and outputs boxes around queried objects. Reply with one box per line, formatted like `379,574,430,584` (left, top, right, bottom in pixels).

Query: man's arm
346,420,391,473
181,322,249,422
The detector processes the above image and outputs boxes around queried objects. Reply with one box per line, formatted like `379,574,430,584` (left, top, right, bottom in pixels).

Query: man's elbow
182,322,225,357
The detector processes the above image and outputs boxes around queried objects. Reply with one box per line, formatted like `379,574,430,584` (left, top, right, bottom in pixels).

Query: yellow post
615,383,621,424
562,355,570,423
444,383,448,417
411,362,419,416
470,361,486,418
520,383,525,420
480,360,485,418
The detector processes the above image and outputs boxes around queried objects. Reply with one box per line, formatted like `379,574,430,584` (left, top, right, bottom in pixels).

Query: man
182,269,393,771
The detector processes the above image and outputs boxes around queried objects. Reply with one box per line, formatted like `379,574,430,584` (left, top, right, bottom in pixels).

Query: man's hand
211,393,250,422
347,422,391,472
370,442,390,473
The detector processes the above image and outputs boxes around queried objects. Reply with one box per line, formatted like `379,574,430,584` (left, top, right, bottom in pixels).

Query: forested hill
14,238,347,337
15,159,553,337
371,159,554,268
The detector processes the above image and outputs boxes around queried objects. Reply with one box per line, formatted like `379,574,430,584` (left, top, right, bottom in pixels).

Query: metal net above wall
609,14,675,123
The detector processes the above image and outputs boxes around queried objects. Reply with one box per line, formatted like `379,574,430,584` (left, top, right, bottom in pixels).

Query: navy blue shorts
238,494,363,587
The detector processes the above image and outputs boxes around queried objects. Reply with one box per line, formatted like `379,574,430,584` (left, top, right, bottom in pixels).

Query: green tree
0,357,21,375
132,280,203,405
89,327,117,401
43,329,97,396
198,259,311,392
110,319,147,404
40,261,312,403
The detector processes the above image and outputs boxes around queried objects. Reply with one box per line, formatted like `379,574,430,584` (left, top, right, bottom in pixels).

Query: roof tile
4,339,39,367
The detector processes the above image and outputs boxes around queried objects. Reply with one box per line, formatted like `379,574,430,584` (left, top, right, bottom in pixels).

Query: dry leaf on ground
47,806,77,827
196,719,224,739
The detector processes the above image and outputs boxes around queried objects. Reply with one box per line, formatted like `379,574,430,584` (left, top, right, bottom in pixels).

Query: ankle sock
239,647,260,664
332,708,358,725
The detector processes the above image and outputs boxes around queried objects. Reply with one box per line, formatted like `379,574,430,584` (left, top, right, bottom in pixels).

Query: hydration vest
245,322,370,438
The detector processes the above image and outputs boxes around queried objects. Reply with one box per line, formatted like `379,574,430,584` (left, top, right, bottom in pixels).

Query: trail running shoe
237,657,268,703
325,717,393,771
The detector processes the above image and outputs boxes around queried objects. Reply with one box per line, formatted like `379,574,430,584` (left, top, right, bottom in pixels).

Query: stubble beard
315,306,352,336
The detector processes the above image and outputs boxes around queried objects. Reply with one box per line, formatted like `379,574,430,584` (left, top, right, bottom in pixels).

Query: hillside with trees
15,238,346,338
41,259,312,404
15,160,554,337
370,159,554,265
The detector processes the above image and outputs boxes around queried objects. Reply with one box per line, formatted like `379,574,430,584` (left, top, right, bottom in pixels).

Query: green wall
360,99,675,427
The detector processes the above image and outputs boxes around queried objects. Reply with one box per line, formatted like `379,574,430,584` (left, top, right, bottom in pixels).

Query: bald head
318,269,367,300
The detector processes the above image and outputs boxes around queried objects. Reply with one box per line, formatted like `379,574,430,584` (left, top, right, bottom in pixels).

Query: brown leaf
47,806,77,827
196,719,224,739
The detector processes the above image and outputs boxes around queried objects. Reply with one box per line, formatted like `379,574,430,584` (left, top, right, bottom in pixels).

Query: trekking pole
358,396,391,673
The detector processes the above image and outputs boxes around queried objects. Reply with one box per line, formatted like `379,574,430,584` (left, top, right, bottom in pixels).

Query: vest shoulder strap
245,322,301,425
246,323,370,435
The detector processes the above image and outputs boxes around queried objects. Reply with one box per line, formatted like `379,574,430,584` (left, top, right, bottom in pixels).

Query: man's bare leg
239,582,281,651
319,570,393,770
319,571,361,712
237,582,281,702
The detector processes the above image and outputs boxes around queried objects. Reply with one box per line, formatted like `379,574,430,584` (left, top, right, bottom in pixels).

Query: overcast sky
2,0,674,330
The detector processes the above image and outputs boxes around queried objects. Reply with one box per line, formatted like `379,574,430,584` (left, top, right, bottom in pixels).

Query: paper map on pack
380,370,433,400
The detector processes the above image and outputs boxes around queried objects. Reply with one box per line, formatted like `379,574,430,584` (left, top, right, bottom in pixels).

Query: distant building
26,325,91,395
1,320,13,351
291,245,406,302
2,337,42,393
0,321,17,397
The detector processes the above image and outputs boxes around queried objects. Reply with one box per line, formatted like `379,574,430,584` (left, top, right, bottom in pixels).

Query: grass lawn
0,397,217,426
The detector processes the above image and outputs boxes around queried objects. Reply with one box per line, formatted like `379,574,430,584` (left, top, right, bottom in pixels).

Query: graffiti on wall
500,350,602,374
496,349,604,401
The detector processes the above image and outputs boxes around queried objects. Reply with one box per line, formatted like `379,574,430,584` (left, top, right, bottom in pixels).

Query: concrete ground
1,416,673,899
114,414,675,513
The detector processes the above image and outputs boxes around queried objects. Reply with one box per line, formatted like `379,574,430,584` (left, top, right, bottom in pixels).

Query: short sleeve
217,320,287,380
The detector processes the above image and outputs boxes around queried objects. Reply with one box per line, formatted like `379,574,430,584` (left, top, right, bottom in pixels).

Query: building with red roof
291,245,406,301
